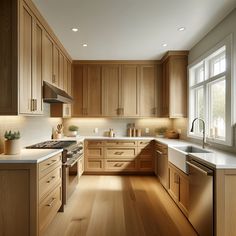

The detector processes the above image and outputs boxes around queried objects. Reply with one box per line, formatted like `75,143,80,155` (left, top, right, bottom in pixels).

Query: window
188,36,232,146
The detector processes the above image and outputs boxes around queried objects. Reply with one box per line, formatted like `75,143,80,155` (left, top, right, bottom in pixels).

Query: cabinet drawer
39,183,62,234
85,159,104,171
39,154,62,179
86,147,103,159
105,147,136,158
105,159,137,171
86,140,104,147
105,140,137,147
137,147,153,157
138,159,154,171
39,166,61,201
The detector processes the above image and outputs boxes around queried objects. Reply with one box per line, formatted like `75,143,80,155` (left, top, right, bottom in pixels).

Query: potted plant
4,130,21,155
68,125,79,137
155,127,167,138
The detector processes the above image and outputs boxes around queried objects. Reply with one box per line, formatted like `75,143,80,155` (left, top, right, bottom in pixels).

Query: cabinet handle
114,152,124,155
46,198,56,207
30,99,34,111
46,160,57,166
46,176,56,183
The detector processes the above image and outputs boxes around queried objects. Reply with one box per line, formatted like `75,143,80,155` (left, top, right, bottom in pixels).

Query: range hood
43,81,73,103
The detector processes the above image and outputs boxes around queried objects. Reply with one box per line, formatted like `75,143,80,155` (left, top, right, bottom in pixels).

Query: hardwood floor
44,175,197,236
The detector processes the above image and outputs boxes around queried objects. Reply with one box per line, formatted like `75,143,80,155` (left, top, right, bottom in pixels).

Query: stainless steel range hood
43,81,73,103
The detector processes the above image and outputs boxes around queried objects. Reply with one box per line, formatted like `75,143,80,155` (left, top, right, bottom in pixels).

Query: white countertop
0,149,63,164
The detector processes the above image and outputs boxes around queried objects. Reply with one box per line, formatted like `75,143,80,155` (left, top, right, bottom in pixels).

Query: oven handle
63,158,79,168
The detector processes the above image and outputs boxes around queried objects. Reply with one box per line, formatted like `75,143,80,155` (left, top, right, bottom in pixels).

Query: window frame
187,35,233,146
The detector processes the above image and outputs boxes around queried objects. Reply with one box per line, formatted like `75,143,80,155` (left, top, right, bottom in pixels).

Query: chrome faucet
190,118,206,149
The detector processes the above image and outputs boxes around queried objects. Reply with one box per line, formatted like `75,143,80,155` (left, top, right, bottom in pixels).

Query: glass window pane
209,78,226,139
189,62,204,86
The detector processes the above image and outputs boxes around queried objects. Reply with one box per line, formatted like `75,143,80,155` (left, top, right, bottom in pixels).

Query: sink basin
174,145,211,154
168,145,212,174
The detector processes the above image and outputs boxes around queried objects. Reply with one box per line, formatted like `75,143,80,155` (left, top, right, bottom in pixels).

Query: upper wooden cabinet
161,51,188,118
120,65,139,117
140,65,159,117
19,2,43,115
0,0,72,116
102,65,121,116
72,62,160,118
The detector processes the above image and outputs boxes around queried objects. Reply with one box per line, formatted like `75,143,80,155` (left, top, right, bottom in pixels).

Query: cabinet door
179,172,189,215
102,65,121,116
67,61,72,96
169,56,187,118
162,60,170,117
31,20,43,114
58,52,64,89
42,33,53,84
72,65,83,116
169,165,179,203
52,45,59,87
84,65,102,116
63,57,68,92
19,4,32,114
121,65,139,116
140,65,157,117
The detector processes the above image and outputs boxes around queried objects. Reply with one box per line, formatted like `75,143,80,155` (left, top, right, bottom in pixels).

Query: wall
63,118,173,137
0,104,62,153
173,8,236,153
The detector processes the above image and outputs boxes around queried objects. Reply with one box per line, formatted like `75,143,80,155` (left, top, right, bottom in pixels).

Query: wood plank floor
44,175,197,236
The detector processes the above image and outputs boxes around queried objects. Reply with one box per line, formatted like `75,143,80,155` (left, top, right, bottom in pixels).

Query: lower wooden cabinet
168,163,189,216
0,153,62,236
84,139,154,173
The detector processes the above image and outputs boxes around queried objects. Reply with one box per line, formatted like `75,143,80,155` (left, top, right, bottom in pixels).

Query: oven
62,143,83,210
26,140,84,212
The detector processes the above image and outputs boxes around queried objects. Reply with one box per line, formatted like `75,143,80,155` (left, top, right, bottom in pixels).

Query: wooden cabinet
140,65,158,117
155,141,169,190
120,65,139,116
102,65,121,116
72,62,160,117
84,139,154,173
0,0,72,115
19,2,43,115
67,61,72,96
161,51,188,118
0,153,62,236
168,163,189,217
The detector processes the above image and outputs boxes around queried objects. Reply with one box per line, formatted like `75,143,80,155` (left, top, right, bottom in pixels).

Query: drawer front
39,183,62,234
105,159,137,171
137,147,153,157
86,147,103,159
105,147,136,158
39,154,62,179
138,159,154,171
105,140,137,147
85,159,104,171
138,140,151,147
39,166,62,201
86,140,104,147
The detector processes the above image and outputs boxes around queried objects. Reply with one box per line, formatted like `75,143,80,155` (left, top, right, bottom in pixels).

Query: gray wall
174,8,236,153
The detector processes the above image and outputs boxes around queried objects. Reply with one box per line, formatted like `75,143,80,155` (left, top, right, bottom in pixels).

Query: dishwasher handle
186,160,213,176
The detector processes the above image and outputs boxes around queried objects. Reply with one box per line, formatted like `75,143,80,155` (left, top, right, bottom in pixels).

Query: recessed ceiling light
178,27,186,31
71,28,78,32
162,43,167,47
82,43,88,47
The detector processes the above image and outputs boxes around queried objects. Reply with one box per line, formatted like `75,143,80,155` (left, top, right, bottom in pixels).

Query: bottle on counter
127,128,132,137
136,128,142,137
109,128,114,137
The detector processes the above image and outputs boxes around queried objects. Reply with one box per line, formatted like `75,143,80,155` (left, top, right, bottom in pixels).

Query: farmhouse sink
168,145,212,173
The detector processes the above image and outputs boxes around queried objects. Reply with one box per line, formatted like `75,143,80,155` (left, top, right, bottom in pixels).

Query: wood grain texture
0,0,18,115
43,175,197,236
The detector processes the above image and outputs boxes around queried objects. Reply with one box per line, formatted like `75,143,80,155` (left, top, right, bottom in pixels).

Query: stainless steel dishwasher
186,157,214,236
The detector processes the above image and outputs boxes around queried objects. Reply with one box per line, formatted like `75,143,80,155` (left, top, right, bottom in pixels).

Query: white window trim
187,34,233,146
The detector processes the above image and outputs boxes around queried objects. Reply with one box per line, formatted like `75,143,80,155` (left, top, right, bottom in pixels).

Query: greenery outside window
188,36,233,146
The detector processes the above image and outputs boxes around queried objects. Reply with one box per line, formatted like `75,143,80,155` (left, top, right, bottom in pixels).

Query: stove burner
26,140,77,149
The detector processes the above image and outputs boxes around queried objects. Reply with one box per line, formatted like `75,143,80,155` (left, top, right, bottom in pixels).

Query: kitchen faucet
190,118,206,149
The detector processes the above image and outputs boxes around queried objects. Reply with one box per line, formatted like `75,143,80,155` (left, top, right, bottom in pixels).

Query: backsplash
0,104,62,153
63,118,173,137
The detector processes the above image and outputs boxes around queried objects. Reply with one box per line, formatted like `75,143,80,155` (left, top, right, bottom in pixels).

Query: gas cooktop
26,140,77,149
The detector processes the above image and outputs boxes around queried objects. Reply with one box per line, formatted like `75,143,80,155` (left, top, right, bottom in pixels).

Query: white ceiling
32,0,236,60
